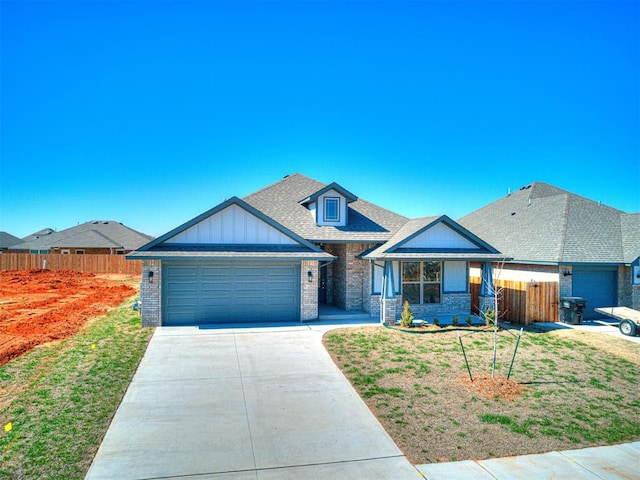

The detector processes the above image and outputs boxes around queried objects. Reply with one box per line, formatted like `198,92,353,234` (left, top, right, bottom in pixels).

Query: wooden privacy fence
0,253,142,275
470,277,558,324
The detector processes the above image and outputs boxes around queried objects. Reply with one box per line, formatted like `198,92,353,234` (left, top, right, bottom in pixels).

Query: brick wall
559,265,572,298
396,293,472,318
140,260,161,327
370,294,381,318
381,297,397,326
301,260,319,321
632,285,640,311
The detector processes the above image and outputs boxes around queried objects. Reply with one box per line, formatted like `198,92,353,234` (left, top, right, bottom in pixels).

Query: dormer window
324,197,340,222
299,182,357,227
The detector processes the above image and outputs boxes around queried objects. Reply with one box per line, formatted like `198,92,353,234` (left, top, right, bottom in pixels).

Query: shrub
484,307,496,326
466,316,473,326
400,300,414,327
452,315,459,326
433,317,440,327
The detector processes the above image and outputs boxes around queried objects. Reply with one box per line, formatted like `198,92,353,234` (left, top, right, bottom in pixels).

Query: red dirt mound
0,269,137,366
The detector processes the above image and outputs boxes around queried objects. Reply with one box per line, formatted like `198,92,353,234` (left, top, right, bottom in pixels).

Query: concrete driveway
86,322,423,479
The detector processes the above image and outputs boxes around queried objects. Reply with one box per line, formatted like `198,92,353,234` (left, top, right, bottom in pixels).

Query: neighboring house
0,232,23,252
459,182,640,319
128,174,506,327
10,221,154,255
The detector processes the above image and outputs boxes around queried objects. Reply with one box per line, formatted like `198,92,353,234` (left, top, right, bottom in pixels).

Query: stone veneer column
381,296,398,326
301,260,319,321
478,295,495,321
140,260,161,327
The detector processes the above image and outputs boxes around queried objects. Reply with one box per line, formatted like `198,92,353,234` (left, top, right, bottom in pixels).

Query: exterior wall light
307,270,313,282
148,271,154,283
563,269,572,277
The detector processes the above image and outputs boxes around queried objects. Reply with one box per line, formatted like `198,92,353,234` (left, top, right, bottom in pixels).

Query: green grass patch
323,326,640,464
0,297,153,479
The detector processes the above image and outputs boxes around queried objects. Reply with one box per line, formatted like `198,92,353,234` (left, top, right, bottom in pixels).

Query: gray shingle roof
11,221,154,251
458,182,639,265
243,173,408,243
0,232,23,249
621,213,640,264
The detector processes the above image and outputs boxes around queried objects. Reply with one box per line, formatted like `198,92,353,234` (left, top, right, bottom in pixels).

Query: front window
402,261,441,304
324,197,340,222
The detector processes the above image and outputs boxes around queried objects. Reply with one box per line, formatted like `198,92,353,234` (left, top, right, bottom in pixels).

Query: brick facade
324,243,373,311
558,265,572,299
620,266,640,311
140,260,161,327
301,260,319,321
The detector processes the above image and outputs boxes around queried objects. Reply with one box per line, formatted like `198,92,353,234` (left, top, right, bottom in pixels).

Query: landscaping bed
0,269,137,366
323,326,640,464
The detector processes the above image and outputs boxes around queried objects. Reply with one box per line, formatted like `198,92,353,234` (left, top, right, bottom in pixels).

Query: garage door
163,262,300,325
572,267,617,320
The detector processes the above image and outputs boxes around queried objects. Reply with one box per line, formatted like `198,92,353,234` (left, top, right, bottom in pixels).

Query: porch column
381,261,398,326
479,261,495,317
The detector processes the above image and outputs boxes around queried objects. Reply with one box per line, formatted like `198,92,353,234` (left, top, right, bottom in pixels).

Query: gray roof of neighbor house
11,221,154,251
243,173,409,243
0,232,23,249
22,228,55,242
458,182,640,265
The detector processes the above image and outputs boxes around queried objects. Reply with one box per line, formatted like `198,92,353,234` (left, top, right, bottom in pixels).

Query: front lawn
323,326,640,464
0,296,154,479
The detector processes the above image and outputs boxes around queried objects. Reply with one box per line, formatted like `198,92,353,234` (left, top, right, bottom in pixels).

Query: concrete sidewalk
85,321,422,479
417,441,639,479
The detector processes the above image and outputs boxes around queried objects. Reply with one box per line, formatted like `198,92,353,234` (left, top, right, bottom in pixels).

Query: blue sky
1,0,638,239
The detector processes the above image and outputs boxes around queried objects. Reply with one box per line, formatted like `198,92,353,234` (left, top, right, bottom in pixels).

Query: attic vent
103,222,109,224
511,212,516,216
93,221,99,224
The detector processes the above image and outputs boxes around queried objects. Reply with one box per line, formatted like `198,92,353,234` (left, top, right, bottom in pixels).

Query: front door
319,263,328,304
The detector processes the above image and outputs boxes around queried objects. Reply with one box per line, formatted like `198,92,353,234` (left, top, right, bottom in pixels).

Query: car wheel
619,319,637,336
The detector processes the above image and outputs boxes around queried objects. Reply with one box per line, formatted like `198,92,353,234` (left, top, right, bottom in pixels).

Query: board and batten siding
165,204,296,245
372,261,401,294
404,223,478,249
443,261,467,292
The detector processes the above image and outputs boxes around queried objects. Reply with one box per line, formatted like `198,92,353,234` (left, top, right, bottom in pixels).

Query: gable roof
243,173,408,243
11,221,153,251
129,196,334,261
361,215,507,261
0,232,23,249
458,182,639,265
299,182,358,205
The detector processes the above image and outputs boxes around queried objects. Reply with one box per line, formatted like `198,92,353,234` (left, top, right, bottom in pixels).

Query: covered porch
359,216,509,326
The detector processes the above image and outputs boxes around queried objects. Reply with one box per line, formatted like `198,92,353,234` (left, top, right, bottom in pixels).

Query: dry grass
323,325,640,464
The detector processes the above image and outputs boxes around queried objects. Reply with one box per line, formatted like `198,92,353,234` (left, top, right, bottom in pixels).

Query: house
10,221,154,255
458,182,640,319
0,232,23,252
128,174,507,327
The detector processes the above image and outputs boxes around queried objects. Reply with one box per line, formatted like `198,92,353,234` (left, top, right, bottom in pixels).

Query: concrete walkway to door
86,321,423,479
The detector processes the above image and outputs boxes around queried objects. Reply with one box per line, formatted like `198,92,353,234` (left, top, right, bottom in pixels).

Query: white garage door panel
163,262,300,325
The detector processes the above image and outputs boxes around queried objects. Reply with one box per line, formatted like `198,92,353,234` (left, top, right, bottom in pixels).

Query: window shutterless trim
323,197,340,222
